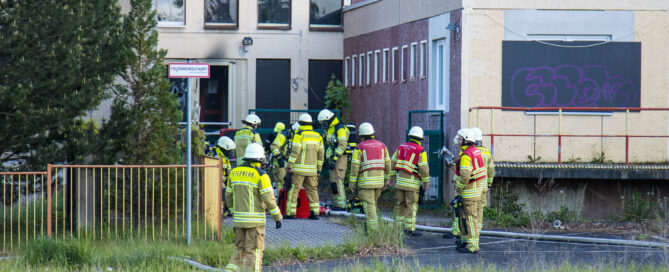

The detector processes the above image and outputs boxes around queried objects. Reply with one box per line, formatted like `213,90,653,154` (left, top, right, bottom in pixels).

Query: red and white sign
168,63,210,78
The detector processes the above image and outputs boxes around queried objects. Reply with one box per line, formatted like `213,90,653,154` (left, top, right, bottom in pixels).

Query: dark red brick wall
344,19,429,151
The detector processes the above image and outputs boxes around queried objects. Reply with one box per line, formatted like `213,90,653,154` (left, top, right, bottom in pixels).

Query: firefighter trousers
359,188,382,231
329,155,348,208
225,226,265,272
476,188,488,238
395,189,419,231
271,167,286,193
288,174,320,215
460,198,479,252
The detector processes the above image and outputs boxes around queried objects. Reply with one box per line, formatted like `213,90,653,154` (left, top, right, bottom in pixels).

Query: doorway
199,65,229,132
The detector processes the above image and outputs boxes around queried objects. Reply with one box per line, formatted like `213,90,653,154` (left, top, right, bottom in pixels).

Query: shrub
23,238,91,266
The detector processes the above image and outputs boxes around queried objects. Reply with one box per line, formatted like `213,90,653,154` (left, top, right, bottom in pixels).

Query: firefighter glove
276,221,282,229
327,158,337,170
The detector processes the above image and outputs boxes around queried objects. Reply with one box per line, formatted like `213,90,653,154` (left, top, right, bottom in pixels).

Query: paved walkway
223,215,352,248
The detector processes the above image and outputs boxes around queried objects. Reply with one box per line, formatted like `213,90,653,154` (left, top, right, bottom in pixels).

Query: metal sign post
169,62,209,245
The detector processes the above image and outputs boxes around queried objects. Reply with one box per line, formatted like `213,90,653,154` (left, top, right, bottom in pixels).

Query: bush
484,188,530,227
23,238,91,266
622,192,665,221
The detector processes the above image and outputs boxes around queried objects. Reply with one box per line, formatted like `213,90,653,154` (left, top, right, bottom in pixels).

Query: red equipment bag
278,187,310,219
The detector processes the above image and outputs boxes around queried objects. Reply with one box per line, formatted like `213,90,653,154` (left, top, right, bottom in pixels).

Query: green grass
332,260,669,272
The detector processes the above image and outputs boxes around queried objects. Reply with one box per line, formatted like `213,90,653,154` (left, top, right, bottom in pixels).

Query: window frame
391,47,398,83
344,56,350,87
382,48,389,83
359,53,364,87
203,0,239,29
351,55,356,87
420,40,427,78
156,0,187,27
257,0,292,30
374,50,381,84
401,45,408,82
366,51,372,86
309,0,344,31
410,42,417,80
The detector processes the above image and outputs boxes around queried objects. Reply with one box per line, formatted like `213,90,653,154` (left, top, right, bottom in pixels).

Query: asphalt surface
268,227,669,271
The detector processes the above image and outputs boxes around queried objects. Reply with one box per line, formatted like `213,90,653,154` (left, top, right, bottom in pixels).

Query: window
433,39,446,109
401,45,408,81
310,0,342,29
391,47,398,82
382,48,389,82
374,50,380,84
359,54,364,87
258,0,291,28
205,0,238,28
410,42,417,79
366,51,372,85
351,55,357,87
420,40,427,78
344,57,350,86
156,0,185,26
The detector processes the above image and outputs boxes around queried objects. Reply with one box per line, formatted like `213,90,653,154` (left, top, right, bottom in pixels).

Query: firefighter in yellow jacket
390,126,430,236
349,122,391,232
453,128,487,253
285,114,324,220
234,114,262,161
268,122,289,193
216,136,236,217
318,109,350,211
224,143,282,272
471,127,494,242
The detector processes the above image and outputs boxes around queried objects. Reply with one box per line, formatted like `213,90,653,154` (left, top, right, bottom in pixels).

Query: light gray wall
504,10,635,41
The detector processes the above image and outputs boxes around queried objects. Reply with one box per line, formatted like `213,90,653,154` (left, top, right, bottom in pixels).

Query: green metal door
407,110,445,207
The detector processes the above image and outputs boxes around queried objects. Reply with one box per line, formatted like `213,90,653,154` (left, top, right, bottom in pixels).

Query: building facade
151,0,348,129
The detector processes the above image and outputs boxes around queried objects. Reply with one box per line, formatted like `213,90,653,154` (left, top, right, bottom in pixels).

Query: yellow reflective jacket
325,118,350,160
349,138,391,189
287,125,324,176
225,162,282,228
215,147,233,186
234,125,262,160
455,145,486,200
269,131,288,167
478,145,495,191
390,140,430,192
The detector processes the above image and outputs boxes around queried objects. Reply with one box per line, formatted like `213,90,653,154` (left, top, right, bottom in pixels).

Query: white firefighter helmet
358,122,375,136
458,128,476,144
298,113,313,124
244,143,266,161
317,109,335,122
408,126,424,140
291,122,300,131
471,127,483,141
216,136,236,150
243,114,261,126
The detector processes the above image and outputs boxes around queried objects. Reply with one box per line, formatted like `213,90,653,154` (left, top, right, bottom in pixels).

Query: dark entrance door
308,60,342,110
200,65,229,132
256,59,291,126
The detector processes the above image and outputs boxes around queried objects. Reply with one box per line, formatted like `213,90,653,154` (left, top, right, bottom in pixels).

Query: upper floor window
157,0,185,26
310,0,342,29
205,0,238,29
258,0,291,29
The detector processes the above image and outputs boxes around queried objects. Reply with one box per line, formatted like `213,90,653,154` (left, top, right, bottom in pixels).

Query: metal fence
249,109,341,135
1,161,222,252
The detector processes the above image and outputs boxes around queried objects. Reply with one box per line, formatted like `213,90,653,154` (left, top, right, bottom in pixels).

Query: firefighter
234,114,262,161
453,128,487,253
224,143,282,272
268,122,289,193
285,113,324,220
471,127,494,243
446,132,464,241
216,136,236,217
318,109,350,211
349,122,391,232
390,126,430,236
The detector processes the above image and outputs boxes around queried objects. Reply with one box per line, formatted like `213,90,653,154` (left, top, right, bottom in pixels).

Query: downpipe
327,211,669,249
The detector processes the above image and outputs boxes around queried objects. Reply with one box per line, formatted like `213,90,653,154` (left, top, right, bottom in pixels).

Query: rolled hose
327,211,669,249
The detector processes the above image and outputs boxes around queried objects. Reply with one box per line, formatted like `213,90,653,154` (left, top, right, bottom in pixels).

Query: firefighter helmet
298,113,313,124
244,143,266,162
216,136,236,150
408,126,424,140
458,128,476,144
291,122,300,132
274,122,285,133
358,122,375,136
243,114,261,126
471,127,483,141
317,109,335,122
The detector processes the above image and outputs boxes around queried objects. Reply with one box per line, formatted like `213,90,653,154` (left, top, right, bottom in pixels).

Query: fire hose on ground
326,210,669,249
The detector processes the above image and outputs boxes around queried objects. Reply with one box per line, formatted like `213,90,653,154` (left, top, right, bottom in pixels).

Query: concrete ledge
495,162,669,180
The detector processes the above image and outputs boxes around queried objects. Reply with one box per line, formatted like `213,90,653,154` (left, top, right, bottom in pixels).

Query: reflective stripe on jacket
390,140,430,191
349,138,391,189
234,126,262,160
269,131,288,166
478,145,495,190
325,118,349,160
455,145,486,199
287,125,324,176
225,162,282,228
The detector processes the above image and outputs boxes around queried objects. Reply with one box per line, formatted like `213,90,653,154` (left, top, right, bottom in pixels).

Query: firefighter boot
309,211,319,220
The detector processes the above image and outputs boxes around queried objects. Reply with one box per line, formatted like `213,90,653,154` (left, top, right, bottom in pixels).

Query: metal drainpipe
327,211,669,249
